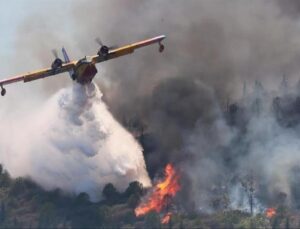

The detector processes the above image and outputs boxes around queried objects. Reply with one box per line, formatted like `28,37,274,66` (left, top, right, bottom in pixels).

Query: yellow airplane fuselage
73,59,98,85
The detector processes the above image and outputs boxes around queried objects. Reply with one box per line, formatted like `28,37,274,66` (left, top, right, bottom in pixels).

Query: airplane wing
0,35,166,96
0,61,76,87
91,35,166,64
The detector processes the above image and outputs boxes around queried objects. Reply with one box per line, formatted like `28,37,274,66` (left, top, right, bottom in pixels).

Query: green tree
127,193,140,209
241,174,256,216
0,171,11,187
98,205,110,224
38,202,56,228
285,217,290,229
237,214,270,229
9,177,25,196
71,205,101,228
272,216,281,229
124,181,143,198
103,183,120,204
0,202,5,223
75,192,90,206
144,211,161,229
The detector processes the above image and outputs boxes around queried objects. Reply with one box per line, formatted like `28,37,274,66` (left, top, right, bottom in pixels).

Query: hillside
0,164,296,228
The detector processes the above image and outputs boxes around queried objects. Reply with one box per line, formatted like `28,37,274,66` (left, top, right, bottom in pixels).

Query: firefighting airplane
0,35,166,96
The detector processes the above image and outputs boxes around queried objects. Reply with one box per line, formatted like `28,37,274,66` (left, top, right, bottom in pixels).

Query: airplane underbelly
75,63,98,84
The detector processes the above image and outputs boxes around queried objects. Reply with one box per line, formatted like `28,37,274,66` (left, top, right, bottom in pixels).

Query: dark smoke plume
69,0,300,211
4,0,300,211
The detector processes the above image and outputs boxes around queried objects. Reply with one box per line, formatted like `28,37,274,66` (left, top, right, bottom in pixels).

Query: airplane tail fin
62,47,70,62
62,47,75,80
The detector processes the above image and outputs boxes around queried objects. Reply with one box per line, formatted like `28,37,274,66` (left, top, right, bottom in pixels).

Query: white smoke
0,82,151,200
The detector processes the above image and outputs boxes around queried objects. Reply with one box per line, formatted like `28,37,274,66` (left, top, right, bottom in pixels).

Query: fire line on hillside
135,164,180,224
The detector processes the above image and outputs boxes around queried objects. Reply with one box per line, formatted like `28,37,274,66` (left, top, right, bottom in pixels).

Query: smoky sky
5,0,300,211
276,0,300,17
68,0,300,167
63,0,300,116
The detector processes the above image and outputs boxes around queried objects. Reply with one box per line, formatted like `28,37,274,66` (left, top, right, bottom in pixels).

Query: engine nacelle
97,45,109,57
51,58,63,69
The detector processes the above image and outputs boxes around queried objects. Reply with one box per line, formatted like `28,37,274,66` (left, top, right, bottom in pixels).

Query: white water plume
0,83,151,200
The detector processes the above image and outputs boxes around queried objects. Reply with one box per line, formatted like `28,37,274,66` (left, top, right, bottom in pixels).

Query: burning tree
135,164,180,224
266,208,276,218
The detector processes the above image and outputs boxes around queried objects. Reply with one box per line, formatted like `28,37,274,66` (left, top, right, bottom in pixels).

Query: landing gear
1,86,6,96
159,42,165,53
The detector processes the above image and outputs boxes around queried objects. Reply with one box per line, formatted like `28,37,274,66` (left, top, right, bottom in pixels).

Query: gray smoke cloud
3,0,300,211
68,0,300,211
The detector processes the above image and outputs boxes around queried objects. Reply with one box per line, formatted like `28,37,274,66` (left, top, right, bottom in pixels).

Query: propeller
51,49,63,69
95,37,118,50
95,37,103,46
96,37,119,57
52,49,59,59
108,45,119,50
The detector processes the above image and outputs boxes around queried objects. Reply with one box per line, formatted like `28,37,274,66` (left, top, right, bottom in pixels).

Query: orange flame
161,212,172,224
266,208,276,218
135,164,180,218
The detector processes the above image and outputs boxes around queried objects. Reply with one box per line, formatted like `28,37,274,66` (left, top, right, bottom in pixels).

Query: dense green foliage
0,168,146,228
0,167,295,228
